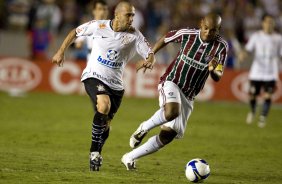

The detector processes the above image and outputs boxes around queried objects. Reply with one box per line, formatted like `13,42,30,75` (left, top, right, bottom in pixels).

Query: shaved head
200,13,222,42
115,1,133,14
112,1,135,32
203,13,222,28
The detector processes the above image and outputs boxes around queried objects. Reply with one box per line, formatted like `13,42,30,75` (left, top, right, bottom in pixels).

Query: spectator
27,0,62,60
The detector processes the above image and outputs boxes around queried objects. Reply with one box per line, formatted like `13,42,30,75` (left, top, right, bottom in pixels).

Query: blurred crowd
1,0,282,68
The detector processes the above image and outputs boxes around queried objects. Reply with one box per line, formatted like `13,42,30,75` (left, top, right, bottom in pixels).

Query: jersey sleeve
245,33,256,52
164,29,188,43
76,20,97,37
74,36,86,43
215,41,229,72
135,30,153,59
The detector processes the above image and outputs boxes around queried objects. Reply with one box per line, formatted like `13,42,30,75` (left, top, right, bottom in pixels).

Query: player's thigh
160,82,194,139
162,99,193,139
108,89,124,120
83,78,111,111
158,81,182,107
249,80,262,96
263,80,276,98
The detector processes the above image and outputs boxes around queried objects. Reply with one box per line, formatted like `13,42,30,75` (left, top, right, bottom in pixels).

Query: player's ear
199,19,204,29
217,25,221,33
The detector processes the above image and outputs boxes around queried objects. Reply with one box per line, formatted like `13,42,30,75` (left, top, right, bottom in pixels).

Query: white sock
142,108,167,131
127,135,164,160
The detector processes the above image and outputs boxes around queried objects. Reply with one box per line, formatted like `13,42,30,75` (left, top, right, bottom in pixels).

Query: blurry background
1,0,282,66
0,0,282,102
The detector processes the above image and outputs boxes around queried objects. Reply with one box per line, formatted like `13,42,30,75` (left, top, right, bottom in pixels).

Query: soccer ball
185,158,210,183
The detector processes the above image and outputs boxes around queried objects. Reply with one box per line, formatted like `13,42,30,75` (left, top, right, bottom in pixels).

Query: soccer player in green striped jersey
122,13,228,170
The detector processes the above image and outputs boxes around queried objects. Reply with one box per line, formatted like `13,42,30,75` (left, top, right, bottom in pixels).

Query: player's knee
249,87,257,99
97,102,111,114
249,93,256,100
105,120,112,130
263,93,272,99
164,103,180,121
159,128,177,145
97,95,111,114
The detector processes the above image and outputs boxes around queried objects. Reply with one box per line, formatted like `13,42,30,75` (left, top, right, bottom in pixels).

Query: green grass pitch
0,92,282,184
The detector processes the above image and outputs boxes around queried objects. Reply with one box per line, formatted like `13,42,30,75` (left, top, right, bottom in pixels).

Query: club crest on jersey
204,55,213,63
121,35,132,45
97,84,105,92
99,23,106,29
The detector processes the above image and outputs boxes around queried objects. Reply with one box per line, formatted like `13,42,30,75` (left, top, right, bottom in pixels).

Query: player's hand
136,60,145,72
52,52,65,67
136,54,156,73
238,50,248,63
208,57,218,71
136,60,154,73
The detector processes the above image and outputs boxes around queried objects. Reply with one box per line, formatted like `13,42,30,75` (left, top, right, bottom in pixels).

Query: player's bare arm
238,49,249,63
153,35,167,54
52,28,77,67
136,35,166,72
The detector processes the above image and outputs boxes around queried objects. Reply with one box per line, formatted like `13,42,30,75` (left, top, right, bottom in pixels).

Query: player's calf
159,127,177,145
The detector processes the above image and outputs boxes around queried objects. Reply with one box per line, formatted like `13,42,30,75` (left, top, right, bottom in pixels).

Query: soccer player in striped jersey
240,14,282,128
122,13,228,170
52,1,155,171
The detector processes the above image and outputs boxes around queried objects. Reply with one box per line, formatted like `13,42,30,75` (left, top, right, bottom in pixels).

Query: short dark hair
93,0,107,9
261,13,274,21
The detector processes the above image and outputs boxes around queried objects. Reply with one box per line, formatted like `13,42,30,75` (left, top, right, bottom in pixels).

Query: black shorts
249,80,276,95
83,78,124,120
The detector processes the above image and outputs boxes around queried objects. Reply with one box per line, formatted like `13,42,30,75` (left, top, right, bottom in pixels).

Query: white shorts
158,81,194,139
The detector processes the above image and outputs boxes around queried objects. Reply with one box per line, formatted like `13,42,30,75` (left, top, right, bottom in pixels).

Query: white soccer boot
121,153,136,170
89,152,103,171
246,112,254,124
129,123,148,148
258,115,266,128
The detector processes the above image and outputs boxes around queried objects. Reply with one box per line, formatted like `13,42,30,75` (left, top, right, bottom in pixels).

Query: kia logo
0,58,42,92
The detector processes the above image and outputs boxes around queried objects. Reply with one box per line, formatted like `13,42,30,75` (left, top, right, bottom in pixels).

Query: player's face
116,6,135,31
262,16,275,34
200,18,220,42
93,3,108,20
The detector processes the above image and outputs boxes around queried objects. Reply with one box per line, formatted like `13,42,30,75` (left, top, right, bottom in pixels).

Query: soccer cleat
258,116,266,128
89,152,103,171
129,123,148,148
246,112,254,124
121,153,136,170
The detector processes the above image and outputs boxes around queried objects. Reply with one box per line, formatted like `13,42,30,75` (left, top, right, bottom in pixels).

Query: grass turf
0,92,281,184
